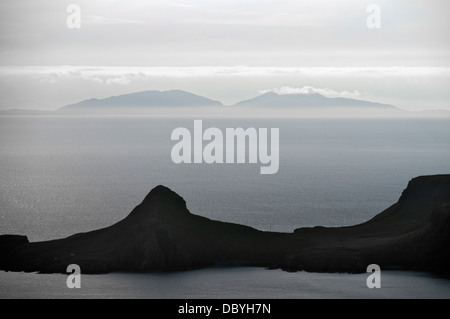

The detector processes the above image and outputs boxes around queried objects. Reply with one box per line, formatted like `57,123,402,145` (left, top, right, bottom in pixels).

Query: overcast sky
0,0,449,110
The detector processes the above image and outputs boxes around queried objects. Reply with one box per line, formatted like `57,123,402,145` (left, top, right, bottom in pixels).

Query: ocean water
0,115,450,298
1,268,450,299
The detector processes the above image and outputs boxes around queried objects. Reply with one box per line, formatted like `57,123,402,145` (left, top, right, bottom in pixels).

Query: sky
0,0,449,111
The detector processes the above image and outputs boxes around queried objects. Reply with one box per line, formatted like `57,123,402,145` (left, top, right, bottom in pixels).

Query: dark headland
1,175,449,275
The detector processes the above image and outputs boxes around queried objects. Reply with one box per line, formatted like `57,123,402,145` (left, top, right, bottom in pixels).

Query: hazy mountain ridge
2,89,450,116
234,92,397,108
61,90,223,110
60,89,398,111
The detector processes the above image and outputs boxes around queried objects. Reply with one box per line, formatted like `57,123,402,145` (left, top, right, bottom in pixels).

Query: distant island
60,89,398,111
0,175,449,276
60,90,223,111
234,92,396,109
1,89,449,116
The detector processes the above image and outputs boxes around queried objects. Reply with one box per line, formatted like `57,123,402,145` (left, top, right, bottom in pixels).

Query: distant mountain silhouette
60,90,397,112
235,92,397,109
60,90,223,111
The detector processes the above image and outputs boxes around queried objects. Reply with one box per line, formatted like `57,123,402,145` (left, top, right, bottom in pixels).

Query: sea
1,115,450,299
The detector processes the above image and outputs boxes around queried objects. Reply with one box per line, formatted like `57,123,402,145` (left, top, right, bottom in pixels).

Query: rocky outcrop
1,175,449,275
284,175,450,274
0,186,283,273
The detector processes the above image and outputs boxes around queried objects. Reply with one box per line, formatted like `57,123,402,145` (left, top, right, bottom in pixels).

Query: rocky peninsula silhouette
0,175,449,276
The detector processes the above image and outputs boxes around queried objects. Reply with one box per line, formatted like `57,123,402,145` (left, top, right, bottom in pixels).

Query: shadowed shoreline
1,175,449,276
